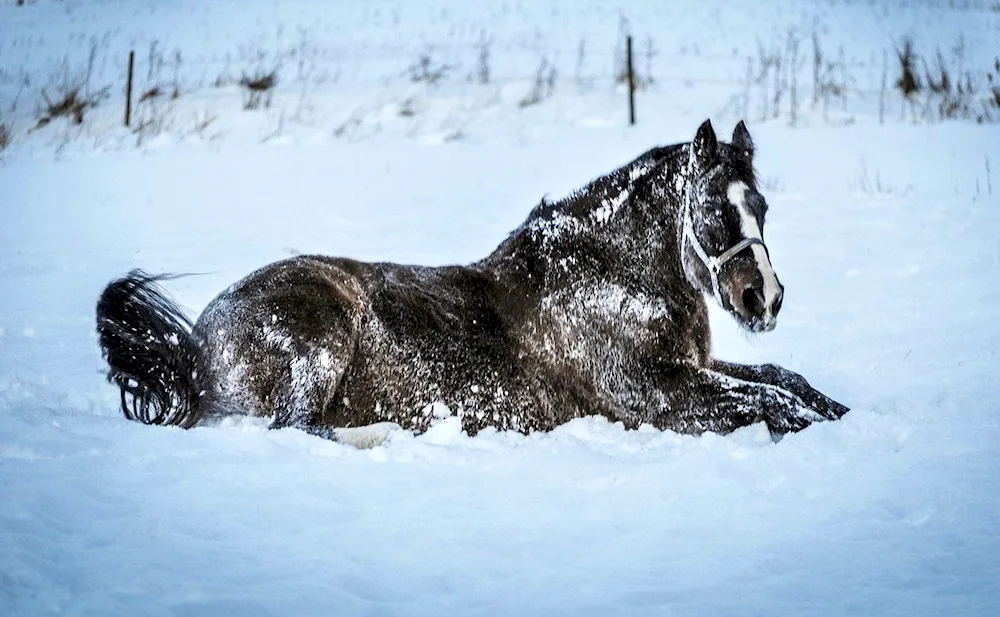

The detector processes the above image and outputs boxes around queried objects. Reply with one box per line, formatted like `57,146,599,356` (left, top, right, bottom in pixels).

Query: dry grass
473,31,492,85
0,121,11,152
35,86,109,128
986,58,1000,118
894,38,921,99
406,54,452,87
852,162,912,196
893,38,998,123
519,57,557,108
239,69,277,110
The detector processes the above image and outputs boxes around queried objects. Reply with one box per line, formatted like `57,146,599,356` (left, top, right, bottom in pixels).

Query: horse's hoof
828,401,850,420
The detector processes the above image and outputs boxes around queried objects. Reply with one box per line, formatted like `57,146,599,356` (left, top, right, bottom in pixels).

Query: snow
2,0,1000,615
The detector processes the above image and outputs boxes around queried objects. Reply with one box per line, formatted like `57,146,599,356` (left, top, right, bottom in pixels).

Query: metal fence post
125,50,134,127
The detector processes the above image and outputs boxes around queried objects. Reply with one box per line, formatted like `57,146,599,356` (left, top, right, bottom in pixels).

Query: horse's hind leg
197,257,366,435
267,344,348,431
711,360,848,421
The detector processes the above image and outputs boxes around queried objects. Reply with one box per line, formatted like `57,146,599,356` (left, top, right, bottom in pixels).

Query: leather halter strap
681,180,767,300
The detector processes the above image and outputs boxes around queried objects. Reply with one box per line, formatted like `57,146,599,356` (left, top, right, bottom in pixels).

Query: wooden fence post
626,35,636,126
125,50,134,127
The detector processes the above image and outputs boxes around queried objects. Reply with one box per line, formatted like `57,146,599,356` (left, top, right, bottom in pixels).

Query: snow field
2,0,1000,615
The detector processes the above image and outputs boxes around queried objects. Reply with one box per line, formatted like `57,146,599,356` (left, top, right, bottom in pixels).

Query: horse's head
680,119,784,333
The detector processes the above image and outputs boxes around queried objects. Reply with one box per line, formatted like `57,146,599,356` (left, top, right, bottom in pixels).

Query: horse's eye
703,202,724,217
748,193,768,215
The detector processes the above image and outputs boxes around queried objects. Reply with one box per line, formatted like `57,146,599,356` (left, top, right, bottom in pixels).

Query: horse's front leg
636,365,833,437
711,360,849,422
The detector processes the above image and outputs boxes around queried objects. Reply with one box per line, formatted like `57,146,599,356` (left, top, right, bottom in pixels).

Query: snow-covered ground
2,1,999,615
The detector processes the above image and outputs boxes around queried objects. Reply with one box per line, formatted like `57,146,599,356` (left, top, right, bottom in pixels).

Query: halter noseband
680,165,766,300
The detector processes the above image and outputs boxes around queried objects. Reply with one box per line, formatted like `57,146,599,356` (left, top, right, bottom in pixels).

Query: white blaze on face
727,181,781,321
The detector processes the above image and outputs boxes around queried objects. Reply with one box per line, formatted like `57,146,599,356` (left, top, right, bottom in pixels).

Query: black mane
522,142,687,224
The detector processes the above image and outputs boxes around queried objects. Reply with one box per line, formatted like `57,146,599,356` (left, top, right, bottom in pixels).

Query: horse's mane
524,142,688,223
481,142,692,268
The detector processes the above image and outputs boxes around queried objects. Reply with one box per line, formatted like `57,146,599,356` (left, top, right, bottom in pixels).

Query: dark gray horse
97,120,847,445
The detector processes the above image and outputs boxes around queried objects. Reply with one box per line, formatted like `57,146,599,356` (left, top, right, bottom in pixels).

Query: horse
96,119,848,446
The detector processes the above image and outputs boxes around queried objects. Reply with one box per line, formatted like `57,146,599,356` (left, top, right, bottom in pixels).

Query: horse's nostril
742,287,766,316
772,288,784,315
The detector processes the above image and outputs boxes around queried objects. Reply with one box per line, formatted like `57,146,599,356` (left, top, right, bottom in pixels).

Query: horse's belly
326,324,545,435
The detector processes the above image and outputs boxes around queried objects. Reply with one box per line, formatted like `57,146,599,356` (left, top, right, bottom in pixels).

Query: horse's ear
692,119,718,170
732,120,754,159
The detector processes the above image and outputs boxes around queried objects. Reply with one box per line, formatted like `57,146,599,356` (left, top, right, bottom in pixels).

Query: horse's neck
481,144,693,307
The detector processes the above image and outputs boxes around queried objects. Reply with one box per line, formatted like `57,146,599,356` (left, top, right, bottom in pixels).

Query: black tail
96,270,205,428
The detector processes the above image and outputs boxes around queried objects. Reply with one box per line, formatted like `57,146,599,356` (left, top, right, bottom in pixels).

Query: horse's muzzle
742,281,783,332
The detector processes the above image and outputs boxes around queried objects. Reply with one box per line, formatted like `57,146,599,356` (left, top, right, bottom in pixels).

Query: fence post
626,35,636,126
125,50,134,127
878,50,887,126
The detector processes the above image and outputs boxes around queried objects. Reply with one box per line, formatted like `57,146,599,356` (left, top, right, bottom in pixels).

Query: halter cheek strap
681,181,766,301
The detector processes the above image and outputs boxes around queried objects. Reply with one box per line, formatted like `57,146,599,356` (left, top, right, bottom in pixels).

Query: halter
680,157,767,301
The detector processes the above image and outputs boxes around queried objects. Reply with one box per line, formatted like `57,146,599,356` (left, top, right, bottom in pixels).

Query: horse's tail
96,270,206,428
